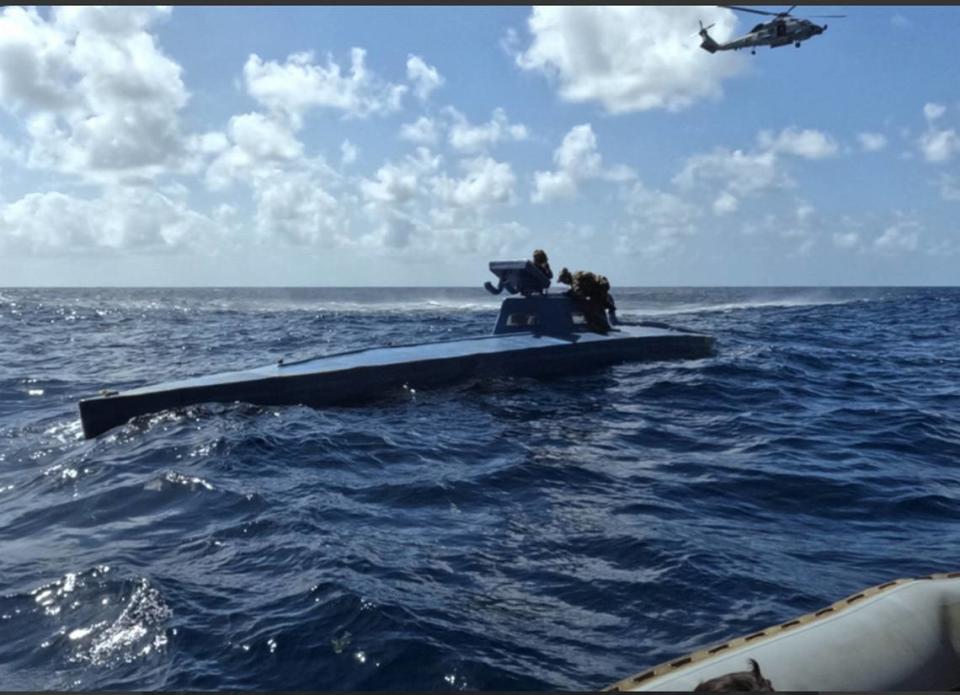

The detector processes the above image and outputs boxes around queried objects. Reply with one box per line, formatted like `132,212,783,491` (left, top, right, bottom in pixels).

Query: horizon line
3,284,959,290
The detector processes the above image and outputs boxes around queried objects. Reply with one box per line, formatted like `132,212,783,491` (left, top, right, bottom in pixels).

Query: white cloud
713,191,738,215
758,127,839,160
625,182,700,233
674,126,839,209
252,169,347,246
914,96,956,165
205,112,307,190
532,123,632,202
552,123,601,175
924,239,959,258
532,170,577,203
445,107,528,153
614,229,685,259
919,127,960,163
874,221,920,253
514,5,743,114
55,6,170,37
795,202,815,223
382,215,529,259
0,133,24,165
0,7,77,112
399,116,439,145
406,54,443,100
938,173,960,202
341,139,357,165
890,13,911,29
229,112,302,161
771,203,816,254
0,187,222,254
674,147,787,197
192,131,229,156
605,163,638,183
791,237,815,257
364,210,418,250
924,102,946,121
857,132,887,152
832,230,860,250
831,213,929,256
614,181,701,258
360,147,440,205
243,48,407,124
432,156,517,208
438,220,531,258
0,6,189,179
361,162,421,205
198,106,348,248
350,147,526,256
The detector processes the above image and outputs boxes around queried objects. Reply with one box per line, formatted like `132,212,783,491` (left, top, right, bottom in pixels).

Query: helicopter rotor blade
720,5,780,16
804,14,846,18
694,20,716,36
782,5,798,16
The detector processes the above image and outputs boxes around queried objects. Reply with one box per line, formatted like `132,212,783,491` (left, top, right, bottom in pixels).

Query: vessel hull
79,326,713,439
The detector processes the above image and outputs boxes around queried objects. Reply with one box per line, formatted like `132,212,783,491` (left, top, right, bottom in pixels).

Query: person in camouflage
557,267,618,332
532,249,553,281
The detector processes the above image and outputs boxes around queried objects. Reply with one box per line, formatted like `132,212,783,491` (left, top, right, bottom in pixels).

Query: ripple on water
1,287,960,690
1,566,171,679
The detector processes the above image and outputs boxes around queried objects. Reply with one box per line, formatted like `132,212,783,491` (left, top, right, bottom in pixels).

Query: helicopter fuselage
701,17,826,53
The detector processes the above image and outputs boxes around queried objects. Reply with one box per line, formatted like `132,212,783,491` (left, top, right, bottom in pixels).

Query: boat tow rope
606,571,960,691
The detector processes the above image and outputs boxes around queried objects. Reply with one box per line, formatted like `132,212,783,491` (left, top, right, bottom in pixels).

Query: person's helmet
577,272,598,297
533,249,548,264
558,267,573,285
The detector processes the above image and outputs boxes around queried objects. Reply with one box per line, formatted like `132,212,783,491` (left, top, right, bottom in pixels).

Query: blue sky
0,5,958,286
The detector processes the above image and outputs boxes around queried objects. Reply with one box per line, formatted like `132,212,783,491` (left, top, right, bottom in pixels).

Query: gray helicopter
699,5,846,54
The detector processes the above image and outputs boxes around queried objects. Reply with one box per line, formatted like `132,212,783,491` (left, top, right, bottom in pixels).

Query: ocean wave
624,296,868,318
0,567,171,678
1,286,959,690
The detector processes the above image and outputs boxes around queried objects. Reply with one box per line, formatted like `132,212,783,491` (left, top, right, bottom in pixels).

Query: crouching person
557,267,618,332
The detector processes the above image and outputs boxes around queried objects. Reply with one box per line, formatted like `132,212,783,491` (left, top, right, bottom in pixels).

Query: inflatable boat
607,572,960,691
78,261,715,439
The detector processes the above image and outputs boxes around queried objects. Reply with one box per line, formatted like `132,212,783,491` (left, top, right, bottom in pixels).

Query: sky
0,4,958,287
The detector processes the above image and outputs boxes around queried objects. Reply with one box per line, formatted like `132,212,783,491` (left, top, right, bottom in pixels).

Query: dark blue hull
78,325,714,439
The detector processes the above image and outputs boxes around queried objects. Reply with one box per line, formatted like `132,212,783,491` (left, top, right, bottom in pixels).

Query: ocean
1,286,958,690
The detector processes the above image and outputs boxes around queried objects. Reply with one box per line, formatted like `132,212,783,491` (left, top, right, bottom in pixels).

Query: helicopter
699,5,846,55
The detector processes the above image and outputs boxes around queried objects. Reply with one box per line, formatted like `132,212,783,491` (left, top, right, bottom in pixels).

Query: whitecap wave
143,470,214,492
624,296,865,317
27,567,172,668
83,578,171,666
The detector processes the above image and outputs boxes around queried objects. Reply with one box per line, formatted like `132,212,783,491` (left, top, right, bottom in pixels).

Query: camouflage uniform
558,268,616,333
532,249,553,281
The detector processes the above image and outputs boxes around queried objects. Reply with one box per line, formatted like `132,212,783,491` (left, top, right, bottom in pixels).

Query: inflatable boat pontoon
78,260,715,439
607,572,960,692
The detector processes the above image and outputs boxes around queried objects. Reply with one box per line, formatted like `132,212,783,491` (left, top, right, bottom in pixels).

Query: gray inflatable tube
607,573,960,691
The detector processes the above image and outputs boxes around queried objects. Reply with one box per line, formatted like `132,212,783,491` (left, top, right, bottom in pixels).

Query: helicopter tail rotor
697,20,721,52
